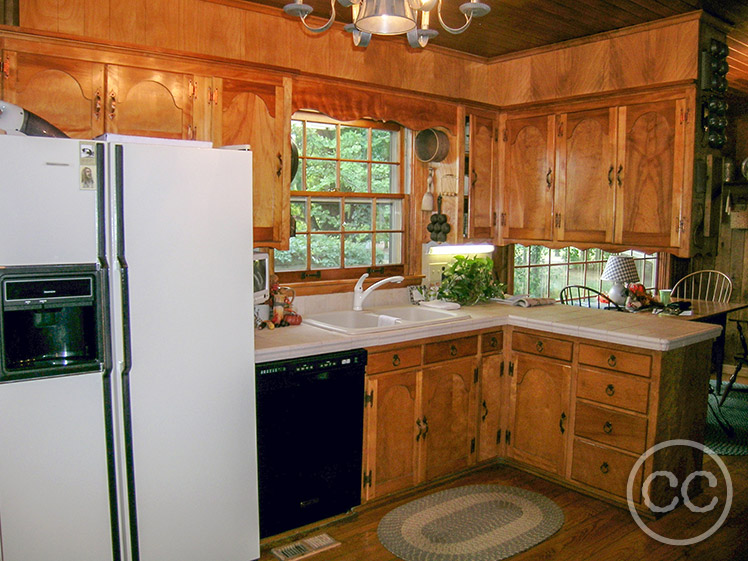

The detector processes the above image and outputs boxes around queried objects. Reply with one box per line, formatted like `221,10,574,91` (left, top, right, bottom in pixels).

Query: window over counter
513,245,658,300
275,113,405,282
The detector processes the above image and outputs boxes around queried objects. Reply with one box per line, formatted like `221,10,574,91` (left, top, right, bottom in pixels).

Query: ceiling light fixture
283,0,490,48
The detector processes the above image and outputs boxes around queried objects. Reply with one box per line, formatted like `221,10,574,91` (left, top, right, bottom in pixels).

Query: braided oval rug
377,485,564,561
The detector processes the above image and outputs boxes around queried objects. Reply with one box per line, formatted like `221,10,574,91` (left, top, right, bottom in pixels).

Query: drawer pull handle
450,344,458,356
536,340,544,353
392,354,400,367
603,421,613,434
490,336,498,349
607,354,617,367
600,462,610,474
606,384,615,396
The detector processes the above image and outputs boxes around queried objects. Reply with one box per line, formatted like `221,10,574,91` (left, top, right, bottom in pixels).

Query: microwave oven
253,252,270,305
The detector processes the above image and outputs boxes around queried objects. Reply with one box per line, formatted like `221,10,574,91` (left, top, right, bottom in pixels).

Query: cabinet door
501,113,555,241
616,99,685,249
2,51,105,138
466,113,497,241
363,369,420,500
213,76,291,249
420,357,477,481
508,353,571,475
478,353,504,462
106,65,194,139
555,107,617,244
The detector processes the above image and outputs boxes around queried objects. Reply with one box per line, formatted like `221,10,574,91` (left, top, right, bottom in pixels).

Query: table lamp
601,255,640,306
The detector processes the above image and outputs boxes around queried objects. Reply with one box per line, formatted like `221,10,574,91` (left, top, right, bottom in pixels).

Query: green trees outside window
513,245,658,300
277,116,404,274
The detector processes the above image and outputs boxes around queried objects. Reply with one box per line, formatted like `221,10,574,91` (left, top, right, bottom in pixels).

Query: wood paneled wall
18,0,704,108
475,13,701,107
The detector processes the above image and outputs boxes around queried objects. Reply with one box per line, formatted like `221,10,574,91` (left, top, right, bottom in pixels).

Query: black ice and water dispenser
0,266,104,381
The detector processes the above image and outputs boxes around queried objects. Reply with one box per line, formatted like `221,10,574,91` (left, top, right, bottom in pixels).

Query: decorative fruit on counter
285,312,303,325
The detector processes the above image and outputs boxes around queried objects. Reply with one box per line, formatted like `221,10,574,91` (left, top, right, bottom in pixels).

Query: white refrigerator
0,134,260,561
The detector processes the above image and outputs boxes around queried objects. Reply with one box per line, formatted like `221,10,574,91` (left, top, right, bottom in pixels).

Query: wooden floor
259,454,748,561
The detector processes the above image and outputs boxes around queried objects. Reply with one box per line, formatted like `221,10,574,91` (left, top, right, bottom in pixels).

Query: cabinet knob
605,384,615,396
603,421,613,434
607,354,617,367
392,354,401,367
536,340,544,353
490,336,498,349
600,462,610,474
449,344,458,356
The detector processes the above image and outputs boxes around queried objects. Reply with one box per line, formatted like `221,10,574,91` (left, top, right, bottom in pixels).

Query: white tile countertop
255,301,722,363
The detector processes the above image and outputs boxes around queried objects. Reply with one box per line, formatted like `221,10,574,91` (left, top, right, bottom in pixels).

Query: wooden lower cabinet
507,353,571,475
363,368,420,500
421,357,478,481
362,327,714,516
362,338,480,501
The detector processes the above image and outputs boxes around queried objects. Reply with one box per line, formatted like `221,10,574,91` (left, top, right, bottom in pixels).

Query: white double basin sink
305,305,470,334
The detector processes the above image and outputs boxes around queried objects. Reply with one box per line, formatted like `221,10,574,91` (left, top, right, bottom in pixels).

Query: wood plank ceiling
246,0,748,94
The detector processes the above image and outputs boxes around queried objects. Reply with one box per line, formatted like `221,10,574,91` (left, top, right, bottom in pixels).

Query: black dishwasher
255,348,367,538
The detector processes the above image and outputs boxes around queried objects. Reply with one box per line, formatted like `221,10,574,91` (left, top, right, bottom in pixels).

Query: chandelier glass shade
283,0,490,48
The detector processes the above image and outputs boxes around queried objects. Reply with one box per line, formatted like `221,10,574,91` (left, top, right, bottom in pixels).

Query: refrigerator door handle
113,144,141,561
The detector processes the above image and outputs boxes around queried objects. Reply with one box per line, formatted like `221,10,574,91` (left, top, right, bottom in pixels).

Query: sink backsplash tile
294,288,412,317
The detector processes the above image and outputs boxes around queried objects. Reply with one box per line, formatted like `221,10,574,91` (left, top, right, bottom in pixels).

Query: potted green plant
437,255,506,306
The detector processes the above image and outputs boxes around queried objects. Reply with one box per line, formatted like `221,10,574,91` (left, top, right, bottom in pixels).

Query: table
668,300,748,392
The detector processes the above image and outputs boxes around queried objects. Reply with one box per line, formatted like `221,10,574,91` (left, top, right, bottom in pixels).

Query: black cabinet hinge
496,429,502,444
470,438,475,453
474,367,479,384
506,430,511,444
508,362,514,377
364,390,374,407
500,361,504,377
363,470,372,487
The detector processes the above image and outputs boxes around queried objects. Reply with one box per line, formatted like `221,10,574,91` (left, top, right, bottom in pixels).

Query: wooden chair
558,285,623,311
671,270,732,303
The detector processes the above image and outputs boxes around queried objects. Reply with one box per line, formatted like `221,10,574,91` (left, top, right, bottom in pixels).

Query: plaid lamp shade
601,255,640,284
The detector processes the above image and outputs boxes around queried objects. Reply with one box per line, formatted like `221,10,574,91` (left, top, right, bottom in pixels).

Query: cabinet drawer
571,438,642,502
578,344,652,377
481,331,503,355
577,369,649,414
424,336,478,364
574,401,647,454
512,331,572,362
368,345,421,374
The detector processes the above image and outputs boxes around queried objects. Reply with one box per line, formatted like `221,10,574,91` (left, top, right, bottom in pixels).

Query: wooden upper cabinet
106,65,195,139
465,112,497,241
1,51,105,138
499,88,693,255
555,107,617,244
616,99,685,250
500,113,555,241
213,76,291,249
